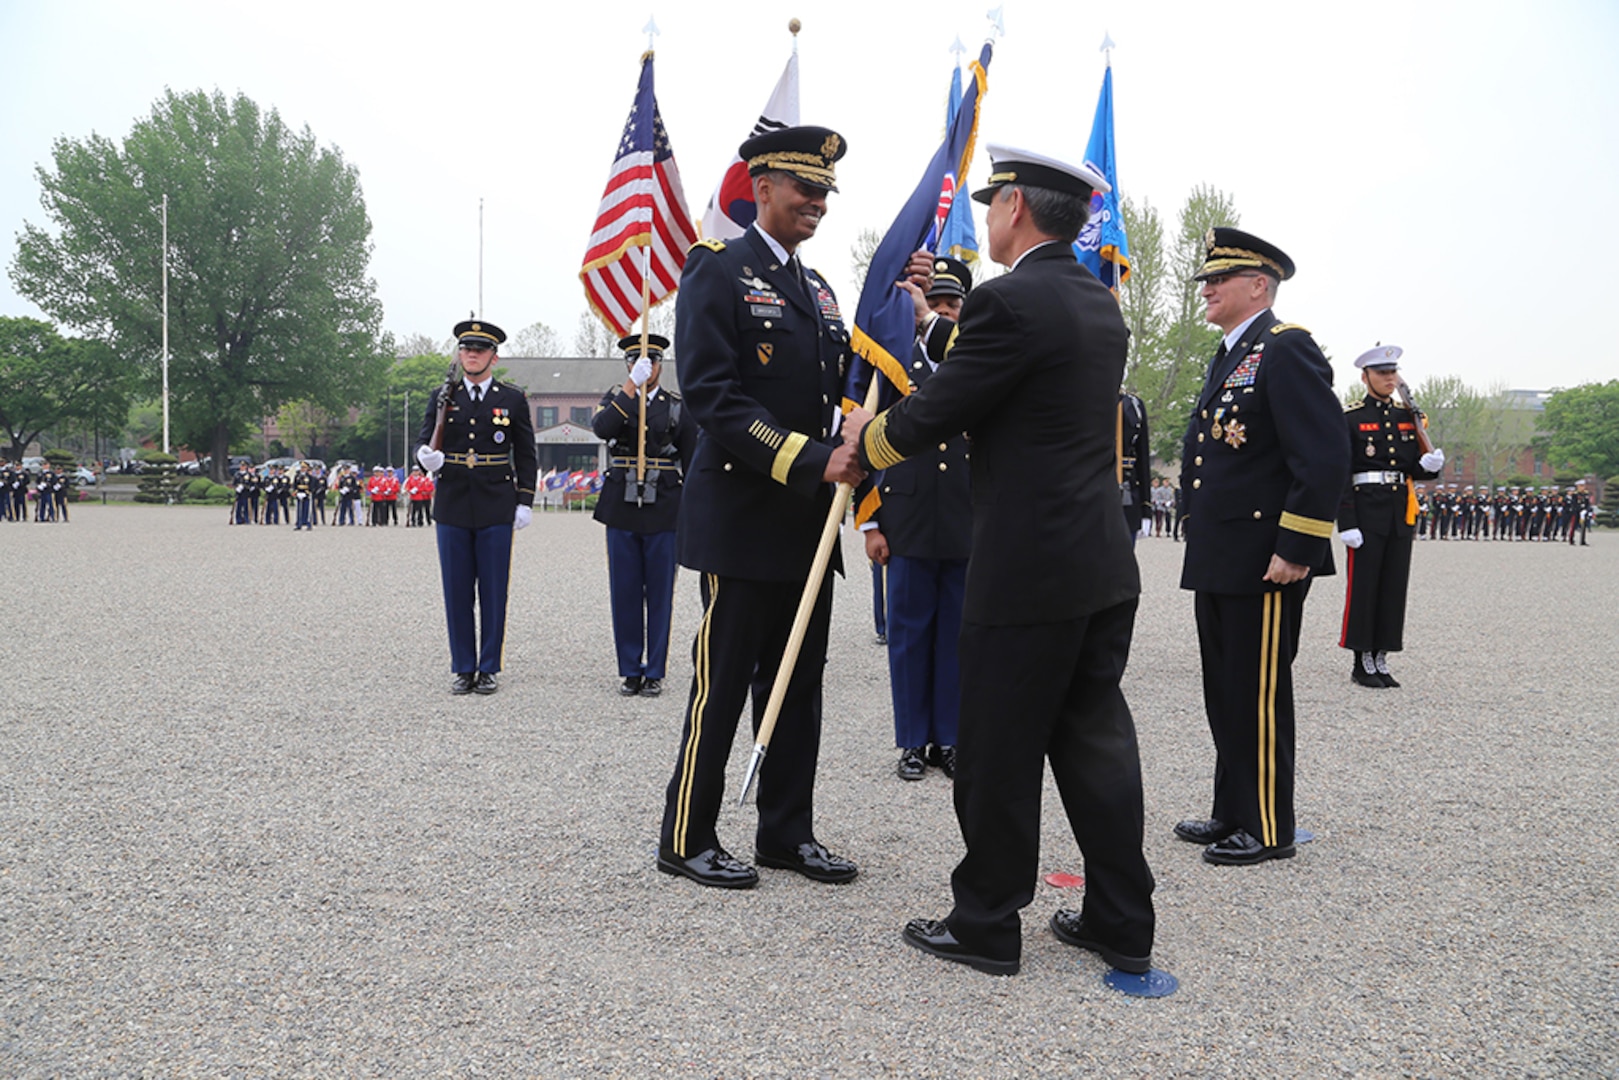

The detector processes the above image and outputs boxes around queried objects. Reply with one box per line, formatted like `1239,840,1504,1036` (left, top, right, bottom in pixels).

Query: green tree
0,316,134,461
1116,186,1237,464
10,88,387,481
1540,380,1619,479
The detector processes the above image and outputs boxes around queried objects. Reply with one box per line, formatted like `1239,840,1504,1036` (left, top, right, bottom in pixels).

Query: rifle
428,359,462,454
1394,379,1436,456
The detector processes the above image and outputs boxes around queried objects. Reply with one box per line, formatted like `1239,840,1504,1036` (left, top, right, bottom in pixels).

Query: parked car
71,466,98,486
21,456,44,476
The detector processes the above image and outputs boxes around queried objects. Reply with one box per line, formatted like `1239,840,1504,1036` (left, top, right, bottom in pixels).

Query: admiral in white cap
845,139,1158,979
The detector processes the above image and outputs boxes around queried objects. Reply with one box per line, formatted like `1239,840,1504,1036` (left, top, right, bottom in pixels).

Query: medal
1210,407,1224,441
1366,441,1376,457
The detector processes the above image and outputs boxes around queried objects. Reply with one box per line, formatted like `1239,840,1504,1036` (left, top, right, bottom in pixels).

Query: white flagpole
161,194,170,455
478,197,484,316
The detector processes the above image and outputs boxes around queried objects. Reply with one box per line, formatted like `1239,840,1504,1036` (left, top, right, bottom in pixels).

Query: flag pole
633,28,660,506
739,374,882,804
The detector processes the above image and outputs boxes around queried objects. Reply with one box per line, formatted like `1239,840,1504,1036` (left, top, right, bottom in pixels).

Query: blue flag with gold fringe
844,42,990,414
932,63,980,264
1074,64,1130,291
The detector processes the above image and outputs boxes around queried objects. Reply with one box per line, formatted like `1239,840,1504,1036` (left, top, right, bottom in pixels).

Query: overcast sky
3,0,1615,394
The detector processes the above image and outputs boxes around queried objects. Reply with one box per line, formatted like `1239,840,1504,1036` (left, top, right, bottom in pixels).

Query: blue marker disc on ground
1103,968,1179,998
1295,828,1315,844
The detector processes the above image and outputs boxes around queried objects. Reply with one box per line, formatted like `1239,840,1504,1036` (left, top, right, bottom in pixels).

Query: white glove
629,355,654,388
1138,520,1152,539
1419,448,1445,473
1341,528,1364,549
513,504,532,530
417,445,445,472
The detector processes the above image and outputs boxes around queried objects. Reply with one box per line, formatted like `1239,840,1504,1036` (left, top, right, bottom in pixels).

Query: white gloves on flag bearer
514,505,532,530
630,355,655,388
1340,528,1364,549
417,445,445,473
1420,448,1445,473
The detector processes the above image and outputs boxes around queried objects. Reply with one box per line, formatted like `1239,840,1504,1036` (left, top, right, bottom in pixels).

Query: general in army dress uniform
856,256,974,782
656,125,871,891
849,146,1157,978
1337,346,1445,688
1176,228,1351,867
415,318,538,695
591,333,697,698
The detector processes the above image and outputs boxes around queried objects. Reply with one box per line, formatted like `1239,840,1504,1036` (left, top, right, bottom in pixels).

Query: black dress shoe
754,840,859,883
450,673,475,695
619,676,643,696
1173,818,1234,844
656,846,758,889
472,671,498,695
1351,665,1387,688
937,745,957,779
896,747,927,781
1049,909,1151,974
901,918,1019,976
1203,828,1296,866
640,678,662,697
874,633,887,646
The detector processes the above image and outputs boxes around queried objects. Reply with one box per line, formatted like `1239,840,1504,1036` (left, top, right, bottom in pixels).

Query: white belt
1352,470,1405,485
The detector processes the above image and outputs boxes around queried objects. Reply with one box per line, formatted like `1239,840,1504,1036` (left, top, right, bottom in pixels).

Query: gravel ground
2,506,1615,1077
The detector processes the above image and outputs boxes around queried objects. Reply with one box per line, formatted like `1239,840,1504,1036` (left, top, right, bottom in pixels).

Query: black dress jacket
416,379,538,530
674,228,851,582
853,344,972,562
1179,309,1349,594
590,385,698,534
857,242,1138,626
1338,395,1441,538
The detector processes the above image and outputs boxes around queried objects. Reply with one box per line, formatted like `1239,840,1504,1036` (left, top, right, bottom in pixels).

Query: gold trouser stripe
1115,401,1124,486
1257,593,1282,847
771,432,809,485
1279,510,1334,538
673,573,718,854
864,412,906,470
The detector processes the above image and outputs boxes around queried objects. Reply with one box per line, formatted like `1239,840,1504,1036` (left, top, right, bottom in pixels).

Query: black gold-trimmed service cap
1355,344,1402,371
453,319,507,349
741,125,847,192
1192,227,1295,282
971,143,1108,205
927,256,973,300
618,333,670,360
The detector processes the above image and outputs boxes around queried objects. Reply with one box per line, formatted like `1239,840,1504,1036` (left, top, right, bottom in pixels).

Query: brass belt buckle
467,452,478,466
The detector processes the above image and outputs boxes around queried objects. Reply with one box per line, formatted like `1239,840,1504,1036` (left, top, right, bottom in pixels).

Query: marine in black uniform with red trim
1175,228,1351,866
656,126,870,890
1337,345,1445,688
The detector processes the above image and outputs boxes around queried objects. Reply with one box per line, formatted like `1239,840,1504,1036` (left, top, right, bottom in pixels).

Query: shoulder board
691,238,726,253
1343,401,1359,412
1270,322,1311,335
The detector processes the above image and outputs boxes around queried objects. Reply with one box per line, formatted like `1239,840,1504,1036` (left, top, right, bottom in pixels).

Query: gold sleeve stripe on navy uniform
771,432,809,484
748,419,786,451
1279,511,1333,538
863,412,906,471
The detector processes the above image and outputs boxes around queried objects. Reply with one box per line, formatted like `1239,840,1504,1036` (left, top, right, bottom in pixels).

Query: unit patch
757,343,773,366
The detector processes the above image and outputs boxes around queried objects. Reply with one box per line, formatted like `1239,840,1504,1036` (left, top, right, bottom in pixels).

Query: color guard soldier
336,466,361,525
417,317,537,696
590,332,697,698
415,318,538,695
405,465,431,527
1337,346,1445,688
656,125,878,890
0,463,13,522
1120,390,1151,542
1176,228,1350,866
292,462,315,530
856,256,973,781
312,466,328,526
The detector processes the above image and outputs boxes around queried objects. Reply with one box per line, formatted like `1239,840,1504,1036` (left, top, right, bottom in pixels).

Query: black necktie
789,255,814,306
1209,341,1228,379
471,385,483,405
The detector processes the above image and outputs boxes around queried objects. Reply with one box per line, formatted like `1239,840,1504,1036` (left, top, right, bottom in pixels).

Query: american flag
580,52,698,337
